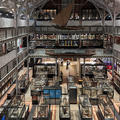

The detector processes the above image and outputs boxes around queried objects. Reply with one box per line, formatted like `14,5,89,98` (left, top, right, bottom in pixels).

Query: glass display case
67,76,75,89
82,79,114,105
0,98,12,118
7,105,29,120
82,87,99,105
31,77,46,103
33,105,50,120
101,82,114,98
59,95,70,120
81,64,107,78
0,98,29,120
79,95,93,120
31,71,47,104
67,76,77,104
33,64,56,78
82,77,108,88
98,95,114,120
19,73,29,93
31,74,47,89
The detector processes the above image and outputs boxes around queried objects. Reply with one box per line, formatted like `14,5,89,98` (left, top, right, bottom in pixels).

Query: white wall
0,17,34,28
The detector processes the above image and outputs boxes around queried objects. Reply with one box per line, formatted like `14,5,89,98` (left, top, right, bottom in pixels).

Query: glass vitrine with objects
59,95,70,120
98,95,114,120
79,95,93,120
33,105,50,120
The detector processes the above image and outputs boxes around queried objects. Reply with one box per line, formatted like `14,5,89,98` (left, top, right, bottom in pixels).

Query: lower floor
0,57,120,120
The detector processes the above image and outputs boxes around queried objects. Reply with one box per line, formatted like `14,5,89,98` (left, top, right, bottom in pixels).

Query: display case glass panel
79,96,92,120
98,95,114,120
60,95,70,120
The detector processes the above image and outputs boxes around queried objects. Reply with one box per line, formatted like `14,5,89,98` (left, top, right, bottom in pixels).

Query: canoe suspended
52,2,73,26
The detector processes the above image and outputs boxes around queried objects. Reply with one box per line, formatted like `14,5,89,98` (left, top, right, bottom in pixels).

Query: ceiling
0,0,120,19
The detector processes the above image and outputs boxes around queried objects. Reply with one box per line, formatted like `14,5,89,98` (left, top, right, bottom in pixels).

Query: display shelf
81,39,104,48
31,33,106,49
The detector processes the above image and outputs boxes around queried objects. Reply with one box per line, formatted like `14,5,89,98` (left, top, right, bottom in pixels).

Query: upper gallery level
33,0,120,27
0,17,34,28
1,0,120,28
35,20,120,27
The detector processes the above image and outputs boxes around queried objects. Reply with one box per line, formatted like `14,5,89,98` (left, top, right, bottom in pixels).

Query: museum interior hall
0,0,120,120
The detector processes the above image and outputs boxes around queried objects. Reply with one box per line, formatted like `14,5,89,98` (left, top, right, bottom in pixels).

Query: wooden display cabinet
98,95,114,120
